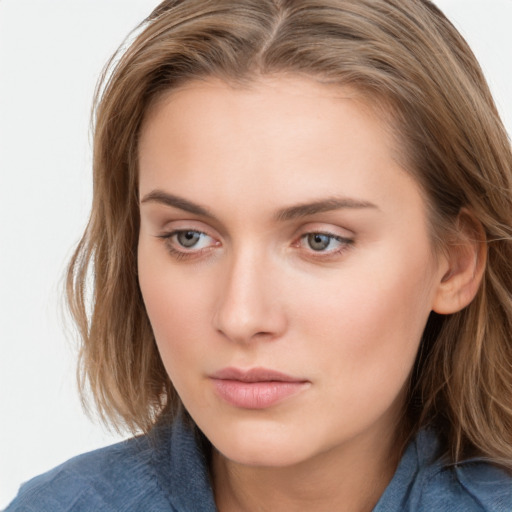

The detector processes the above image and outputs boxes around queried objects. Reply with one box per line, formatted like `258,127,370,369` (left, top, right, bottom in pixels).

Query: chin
217,439,309,468
202,415,318,468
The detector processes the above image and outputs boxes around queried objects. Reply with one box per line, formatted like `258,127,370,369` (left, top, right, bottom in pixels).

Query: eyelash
156,230,218,261
296,232,354,258
156,229,354,261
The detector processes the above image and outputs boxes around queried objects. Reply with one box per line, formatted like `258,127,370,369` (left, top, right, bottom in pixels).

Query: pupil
308,233,330,251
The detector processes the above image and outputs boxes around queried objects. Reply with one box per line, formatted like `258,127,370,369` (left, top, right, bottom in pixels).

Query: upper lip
211,367,307,383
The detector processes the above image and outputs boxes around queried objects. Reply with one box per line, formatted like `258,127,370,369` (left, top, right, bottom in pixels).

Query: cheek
291,246,436,394
137,243,212,379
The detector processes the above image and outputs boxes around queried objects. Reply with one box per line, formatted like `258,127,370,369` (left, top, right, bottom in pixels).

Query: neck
212,422,404,512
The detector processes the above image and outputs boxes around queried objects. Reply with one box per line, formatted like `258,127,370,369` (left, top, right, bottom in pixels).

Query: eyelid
157,218,221,241
298,231,352,248
158,229,219,245
294,223,354,242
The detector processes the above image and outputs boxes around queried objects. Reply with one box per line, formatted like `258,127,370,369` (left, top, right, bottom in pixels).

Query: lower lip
211,379,309,409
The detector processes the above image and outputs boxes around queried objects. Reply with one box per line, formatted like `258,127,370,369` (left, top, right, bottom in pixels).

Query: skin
137,75,456,511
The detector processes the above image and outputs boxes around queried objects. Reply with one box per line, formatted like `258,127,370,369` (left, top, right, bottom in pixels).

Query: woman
7,0,512,510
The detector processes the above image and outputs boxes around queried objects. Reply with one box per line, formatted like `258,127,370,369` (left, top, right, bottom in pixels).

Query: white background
0,0,511,507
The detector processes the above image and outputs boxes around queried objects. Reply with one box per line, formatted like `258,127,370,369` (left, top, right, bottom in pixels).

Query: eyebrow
140,190,378,221
141,190,215,218
274,197,378,221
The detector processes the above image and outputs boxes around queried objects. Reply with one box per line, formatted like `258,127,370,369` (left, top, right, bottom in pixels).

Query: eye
306,233,335,251
299,232,353,255
170,230,217,250
157,229,219,259
175,230,205,248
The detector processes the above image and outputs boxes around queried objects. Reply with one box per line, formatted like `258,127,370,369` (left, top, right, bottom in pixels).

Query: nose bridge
213,243,285,344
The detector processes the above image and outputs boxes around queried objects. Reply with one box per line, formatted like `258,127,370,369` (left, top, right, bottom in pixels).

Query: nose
212,248,287,345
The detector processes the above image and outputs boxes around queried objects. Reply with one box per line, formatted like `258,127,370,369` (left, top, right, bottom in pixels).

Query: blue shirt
6,418,512,511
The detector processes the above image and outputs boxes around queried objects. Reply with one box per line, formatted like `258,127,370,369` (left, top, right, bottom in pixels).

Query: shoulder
406,430,512,512
375,429,512,511
6,417,217,512
5,435,172,512
414,460,512,512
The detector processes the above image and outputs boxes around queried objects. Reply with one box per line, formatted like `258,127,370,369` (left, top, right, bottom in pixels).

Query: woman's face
138,76,447,467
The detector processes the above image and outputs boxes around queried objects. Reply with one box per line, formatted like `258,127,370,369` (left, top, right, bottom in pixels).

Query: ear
432,209,487,315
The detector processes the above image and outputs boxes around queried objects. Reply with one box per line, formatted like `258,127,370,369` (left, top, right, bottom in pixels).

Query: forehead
137,75,424,227
140,77,394,174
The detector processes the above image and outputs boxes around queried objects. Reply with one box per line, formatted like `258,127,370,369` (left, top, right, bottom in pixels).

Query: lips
210,367,310,409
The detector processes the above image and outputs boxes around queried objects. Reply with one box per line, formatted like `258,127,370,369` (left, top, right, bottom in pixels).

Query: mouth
210,367,310,409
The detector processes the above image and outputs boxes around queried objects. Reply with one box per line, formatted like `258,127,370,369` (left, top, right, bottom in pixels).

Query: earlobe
432,210,487,315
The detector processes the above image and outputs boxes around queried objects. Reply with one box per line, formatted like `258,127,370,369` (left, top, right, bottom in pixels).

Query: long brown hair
67,0,512,468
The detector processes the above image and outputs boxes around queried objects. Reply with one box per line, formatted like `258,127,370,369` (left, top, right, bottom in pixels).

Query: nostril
212,304,286,345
